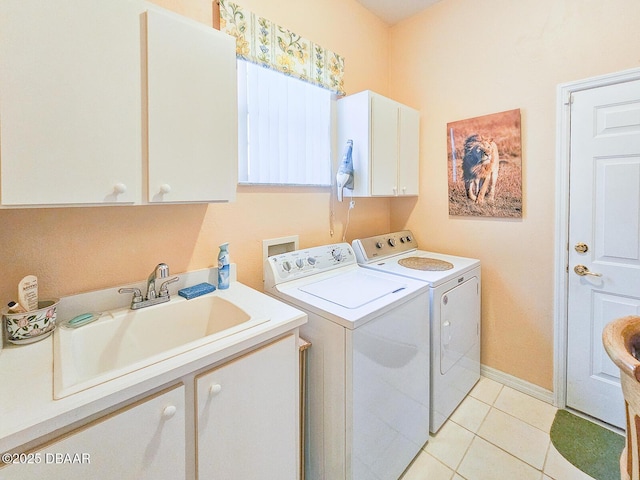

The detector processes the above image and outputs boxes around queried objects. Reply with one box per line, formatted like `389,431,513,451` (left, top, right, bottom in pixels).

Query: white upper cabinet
0,0,238,207
145,7,237,203
337,90,420,197
398,105,420,196
0,0,143,205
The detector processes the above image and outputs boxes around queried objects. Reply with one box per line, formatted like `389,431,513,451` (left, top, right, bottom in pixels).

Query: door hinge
564,92,574,106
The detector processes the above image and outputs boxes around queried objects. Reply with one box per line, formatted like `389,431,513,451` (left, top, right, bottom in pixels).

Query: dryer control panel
264,243,356,286
352,230,417,263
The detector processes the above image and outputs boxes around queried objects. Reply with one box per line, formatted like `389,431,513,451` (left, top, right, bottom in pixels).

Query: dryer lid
298,270,407,309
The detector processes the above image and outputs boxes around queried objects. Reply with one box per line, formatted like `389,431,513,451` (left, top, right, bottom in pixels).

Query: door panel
441,277,480,375
146,7,237,203
0,0,142,205
567,78,640,428
398,106,420,196
595,158,640,262
370,95,399,196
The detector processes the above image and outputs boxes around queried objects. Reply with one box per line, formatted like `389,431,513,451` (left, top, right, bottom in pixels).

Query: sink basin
53,294,269,398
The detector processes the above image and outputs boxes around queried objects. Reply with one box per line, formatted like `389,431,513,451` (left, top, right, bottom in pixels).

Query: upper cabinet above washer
0,0,238,207
337,90,420,198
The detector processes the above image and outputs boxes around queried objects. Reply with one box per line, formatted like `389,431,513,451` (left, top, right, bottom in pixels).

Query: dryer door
440,276,480,374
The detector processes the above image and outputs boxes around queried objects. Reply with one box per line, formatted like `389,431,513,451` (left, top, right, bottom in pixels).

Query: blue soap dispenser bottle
217,243,230,289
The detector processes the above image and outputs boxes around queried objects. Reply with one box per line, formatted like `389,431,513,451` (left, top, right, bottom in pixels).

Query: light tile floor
401,377,598,480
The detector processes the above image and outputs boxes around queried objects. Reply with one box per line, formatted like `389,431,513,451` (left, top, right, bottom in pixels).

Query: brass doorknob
574,265,602,277
575,242,589,254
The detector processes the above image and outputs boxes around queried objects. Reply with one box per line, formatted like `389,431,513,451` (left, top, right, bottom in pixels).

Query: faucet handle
119,287,143,305
159,277,179,297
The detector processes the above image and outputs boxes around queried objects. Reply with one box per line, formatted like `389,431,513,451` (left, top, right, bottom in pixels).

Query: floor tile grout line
430,378,551,479
541,440,557,480
447,406,552,476
487,402,556,435
407,377,600,480
470,430,548,475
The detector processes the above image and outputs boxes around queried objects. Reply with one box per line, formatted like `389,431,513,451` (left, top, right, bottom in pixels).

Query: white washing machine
264,243,430,480
352,230,481,433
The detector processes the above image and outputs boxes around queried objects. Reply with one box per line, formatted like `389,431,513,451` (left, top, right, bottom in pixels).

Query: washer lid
298,270,407,309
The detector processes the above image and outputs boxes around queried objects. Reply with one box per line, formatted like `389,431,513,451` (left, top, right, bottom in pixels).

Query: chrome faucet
119,263,179,310
147,263,169,299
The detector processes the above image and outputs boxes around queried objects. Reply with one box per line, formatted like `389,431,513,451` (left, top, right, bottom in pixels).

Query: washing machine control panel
266,243,356,284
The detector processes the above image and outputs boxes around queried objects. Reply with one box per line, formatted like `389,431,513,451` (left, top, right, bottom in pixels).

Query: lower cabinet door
196,335,299,480
0,385,186,480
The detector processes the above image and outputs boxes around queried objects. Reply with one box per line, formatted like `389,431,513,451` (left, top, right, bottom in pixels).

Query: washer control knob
388,238,396,247
400,236,406,243
295,258,305,268
282,261,292,272
375,242,383,249
331,248,342,261
307,257,317,266
406,235,412,243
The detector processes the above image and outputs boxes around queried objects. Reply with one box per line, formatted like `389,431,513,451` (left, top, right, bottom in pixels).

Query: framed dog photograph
447,109,522,218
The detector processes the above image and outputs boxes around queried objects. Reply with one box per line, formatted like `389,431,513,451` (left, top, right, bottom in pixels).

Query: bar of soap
178,283,216,300
63,312,102,328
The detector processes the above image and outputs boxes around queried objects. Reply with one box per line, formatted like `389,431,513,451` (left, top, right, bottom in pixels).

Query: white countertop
0,279,306,453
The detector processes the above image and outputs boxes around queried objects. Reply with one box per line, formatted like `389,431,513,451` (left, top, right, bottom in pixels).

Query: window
236,60,333,186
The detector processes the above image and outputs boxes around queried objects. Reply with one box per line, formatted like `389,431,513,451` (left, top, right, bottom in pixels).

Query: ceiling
356,0,442,25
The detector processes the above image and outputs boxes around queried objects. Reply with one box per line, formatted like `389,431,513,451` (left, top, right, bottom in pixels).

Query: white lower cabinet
1,385,186,480
0,336,300,480
196,334,299,480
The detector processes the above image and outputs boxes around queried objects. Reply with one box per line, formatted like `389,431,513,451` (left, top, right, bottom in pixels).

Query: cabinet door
370,95,399,196
196,335,299,480
1,386,186,480
398,106,420,196
145,8,238,203
0,0,142,205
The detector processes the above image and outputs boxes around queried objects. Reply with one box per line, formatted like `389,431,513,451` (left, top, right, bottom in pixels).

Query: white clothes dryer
352,231,481,433
264,243,430,480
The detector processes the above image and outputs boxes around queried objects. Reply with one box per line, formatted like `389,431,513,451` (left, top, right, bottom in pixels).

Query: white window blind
237,60,332,186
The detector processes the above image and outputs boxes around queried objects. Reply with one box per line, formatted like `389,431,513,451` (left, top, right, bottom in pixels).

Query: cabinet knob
209,384,222,397
159,184,172,194
393,187,398,195
162,405,177,419
113,183,127,194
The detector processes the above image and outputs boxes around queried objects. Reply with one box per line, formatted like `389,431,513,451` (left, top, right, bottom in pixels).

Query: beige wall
389,0,640,390
0,0,390,301
3,0,639,392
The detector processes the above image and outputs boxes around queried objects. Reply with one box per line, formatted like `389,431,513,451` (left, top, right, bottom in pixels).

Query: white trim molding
553,67,640,410
481,365,554,405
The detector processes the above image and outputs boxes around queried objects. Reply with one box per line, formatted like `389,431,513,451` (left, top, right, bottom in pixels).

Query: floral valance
218,0,345,96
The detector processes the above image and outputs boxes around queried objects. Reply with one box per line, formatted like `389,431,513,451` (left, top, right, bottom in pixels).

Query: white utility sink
53,293,269,398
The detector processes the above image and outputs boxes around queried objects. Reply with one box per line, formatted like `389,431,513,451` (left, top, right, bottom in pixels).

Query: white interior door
566,78,640,428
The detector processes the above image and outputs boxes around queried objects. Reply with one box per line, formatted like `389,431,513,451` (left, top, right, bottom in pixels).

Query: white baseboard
481,364,555,405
